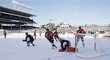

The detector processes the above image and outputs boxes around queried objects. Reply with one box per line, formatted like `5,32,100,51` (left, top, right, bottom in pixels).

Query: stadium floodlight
13,0,32,10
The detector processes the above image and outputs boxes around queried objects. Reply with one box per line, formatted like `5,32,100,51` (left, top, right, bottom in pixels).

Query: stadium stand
0,6,36,30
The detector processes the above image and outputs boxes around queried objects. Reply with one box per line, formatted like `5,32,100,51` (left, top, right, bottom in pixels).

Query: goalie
59,38,78,52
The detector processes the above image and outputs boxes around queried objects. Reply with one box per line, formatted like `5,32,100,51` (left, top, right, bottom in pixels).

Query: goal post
75,33,108,58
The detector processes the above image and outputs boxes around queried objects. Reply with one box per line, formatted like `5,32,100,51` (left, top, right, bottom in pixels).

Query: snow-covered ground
0,33,110,60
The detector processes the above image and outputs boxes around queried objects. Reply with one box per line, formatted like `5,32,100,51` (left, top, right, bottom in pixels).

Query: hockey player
45,29,57,49
76,26,85,47
59,38,78,52
3,30,7,38
24,32,35,46
53,30,60,42
59,38,71,51
34,30,37,39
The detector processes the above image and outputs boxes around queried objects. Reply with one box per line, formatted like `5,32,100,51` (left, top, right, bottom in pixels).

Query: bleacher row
0,11,35,24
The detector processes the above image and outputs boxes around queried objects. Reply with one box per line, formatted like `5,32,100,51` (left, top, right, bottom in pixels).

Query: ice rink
0,33,110,60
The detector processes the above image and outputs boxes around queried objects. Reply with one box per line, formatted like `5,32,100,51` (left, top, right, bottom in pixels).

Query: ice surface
0,33,110,60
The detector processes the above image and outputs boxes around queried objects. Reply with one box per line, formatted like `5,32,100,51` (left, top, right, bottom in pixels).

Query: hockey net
75,33,108,58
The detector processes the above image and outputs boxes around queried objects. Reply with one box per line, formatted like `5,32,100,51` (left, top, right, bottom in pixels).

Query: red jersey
77,29,85,34
45,31,53,38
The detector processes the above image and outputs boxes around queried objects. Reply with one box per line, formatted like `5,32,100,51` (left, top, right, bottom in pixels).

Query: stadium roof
0,6,35,17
